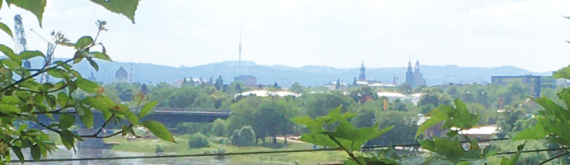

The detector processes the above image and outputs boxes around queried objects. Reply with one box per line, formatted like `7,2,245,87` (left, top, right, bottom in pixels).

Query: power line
16,137,542,163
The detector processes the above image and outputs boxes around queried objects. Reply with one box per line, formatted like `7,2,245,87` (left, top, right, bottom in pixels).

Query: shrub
188,133,210,149
231,126,256,146
210,119,228,137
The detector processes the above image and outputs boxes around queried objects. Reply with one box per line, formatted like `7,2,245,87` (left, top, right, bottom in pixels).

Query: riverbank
104,135,347,164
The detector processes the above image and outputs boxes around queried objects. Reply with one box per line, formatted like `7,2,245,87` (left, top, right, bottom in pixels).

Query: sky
1,0,570,72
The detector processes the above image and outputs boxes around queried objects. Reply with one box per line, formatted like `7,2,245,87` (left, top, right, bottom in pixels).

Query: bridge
36,108,231,129
34,108,231,149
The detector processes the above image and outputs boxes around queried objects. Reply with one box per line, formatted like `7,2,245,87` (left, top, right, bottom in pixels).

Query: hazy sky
1,0,570,72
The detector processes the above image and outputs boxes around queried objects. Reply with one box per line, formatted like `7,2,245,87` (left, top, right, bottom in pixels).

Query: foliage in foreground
292,106,396,165
0,0,174,164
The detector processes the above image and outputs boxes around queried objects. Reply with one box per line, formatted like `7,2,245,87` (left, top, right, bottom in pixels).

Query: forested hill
28,58,551,86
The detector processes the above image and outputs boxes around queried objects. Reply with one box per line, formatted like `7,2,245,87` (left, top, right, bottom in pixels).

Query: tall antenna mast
239,25,242,67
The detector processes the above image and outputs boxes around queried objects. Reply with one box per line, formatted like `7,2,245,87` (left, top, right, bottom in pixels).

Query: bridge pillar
77,128,104,149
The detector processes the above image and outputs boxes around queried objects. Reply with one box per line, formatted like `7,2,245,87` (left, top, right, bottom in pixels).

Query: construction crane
13,15,31,69
29,29,56,83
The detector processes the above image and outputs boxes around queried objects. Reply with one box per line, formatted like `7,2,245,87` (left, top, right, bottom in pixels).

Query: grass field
105,135,348,164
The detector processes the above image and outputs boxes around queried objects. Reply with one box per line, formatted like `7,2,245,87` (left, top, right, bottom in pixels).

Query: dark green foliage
305,92,355,118
210,119,227,137
288,82,304,93
188,133,210,149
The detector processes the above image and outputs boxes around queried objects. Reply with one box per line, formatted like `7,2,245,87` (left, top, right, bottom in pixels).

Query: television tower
238,25,242,67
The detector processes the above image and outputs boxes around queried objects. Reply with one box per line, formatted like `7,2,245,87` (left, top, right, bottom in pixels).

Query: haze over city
1,0,570,72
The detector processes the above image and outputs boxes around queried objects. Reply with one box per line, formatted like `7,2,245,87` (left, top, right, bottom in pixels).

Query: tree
288,82,304,93
399,83,412,95
0,2,174,163
141,84,149,95
215,75,224,90
273,82,280,89
305,92,355,118
235,83,243,93
253,99,293,144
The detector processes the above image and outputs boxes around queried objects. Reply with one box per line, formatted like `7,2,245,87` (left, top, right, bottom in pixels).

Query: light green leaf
0,22,13,39
19,51,45,59
59,113,75,129
0,44,18,60
2,95,21,104
76,78,99,93
500,144,525,165
90,0,139,24
124,110,140,125
142,120,175,143
91,52,112,61
7,0,47,27
513,125,546,140
56,41,75,47
0,103,21,112
291,116,314,125
57,92,69,107
554,65,570,79
140,101,158,118
75,36,94,50
47,68,68,78
416,108,446,137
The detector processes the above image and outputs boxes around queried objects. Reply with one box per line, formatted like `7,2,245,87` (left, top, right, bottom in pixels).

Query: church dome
115,66,128,79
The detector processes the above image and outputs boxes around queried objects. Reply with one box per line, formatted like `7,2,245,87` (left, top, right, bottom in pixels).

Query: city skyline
1,0,570,72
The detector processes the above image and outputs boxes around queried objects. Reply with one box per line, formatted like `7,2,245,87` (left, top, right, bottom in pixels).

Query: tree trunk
284,135,288,145
273,136,277,144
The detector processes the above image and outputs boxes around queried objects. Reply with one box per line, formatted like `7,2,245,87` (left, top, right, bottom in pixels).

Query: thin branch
81,130,123,139
92,114,115,136
17,84,68,94
34,120,62,134
0,58,74,93
329,135,362,165
538,151,570,165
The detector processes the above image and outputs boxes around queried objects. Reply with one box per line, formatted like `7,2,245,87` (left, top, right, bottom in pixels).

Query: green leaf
48,68,68,78
291,116,314,125
86,58,99,71
30,144,41,161
416,108,446,137
7,0,47,28
500,144,525,165
11,147,25,163
2,95,21,104
90,0,139,24
0,44,18,60
76,105,93,129
19,51,45,59
60,130,75,150
57,92,69,107
140,101,158,118
75,36,94,50
56,41,75,47
554,65,570,79
59,113,75,129
0,22,13,39
91,52,112,61
0,103,21,112
76,78,99,93
513,125,546,140
142,120,175,143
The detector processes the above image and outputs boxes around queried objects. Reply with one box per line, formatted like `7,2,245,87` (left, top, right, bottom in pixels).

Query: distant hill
26,58,552,86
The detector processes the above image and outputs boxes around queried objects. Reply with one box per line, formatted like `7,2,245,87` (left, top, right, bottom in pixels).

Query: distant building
115,67,128,83
405,60,426,88
88,72,96,81
235,90,301,98
234,75,257,86
352,62,394,87
491,75,556,97
358,62,366,81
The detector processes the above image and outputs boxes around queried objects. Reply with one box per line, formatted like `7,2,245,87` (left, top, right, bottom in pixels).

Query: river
18,146,227,165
